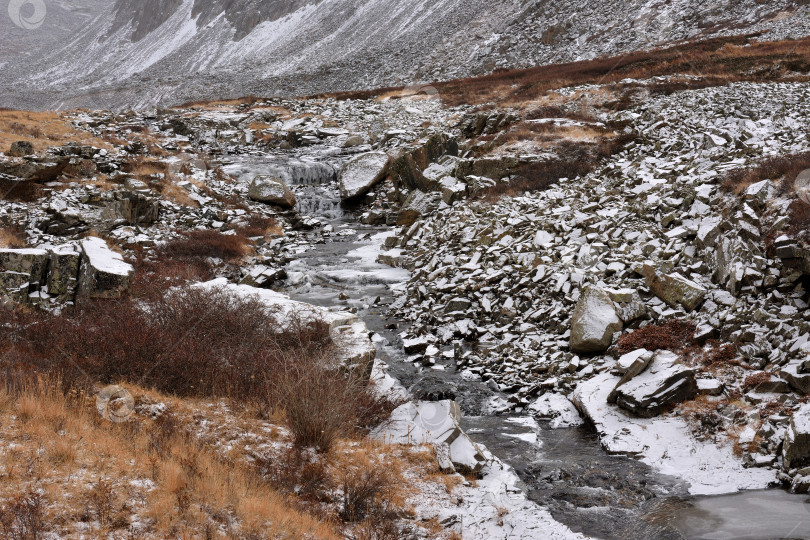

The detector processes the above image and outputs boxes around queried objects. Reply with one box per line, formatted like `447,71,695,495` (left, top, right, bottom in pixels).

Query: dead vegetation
0,368,450,538
0,225,26,248
316,35,810,107
0,110,112,155
617,320,697,354
720,150,810,195
0,381,341,539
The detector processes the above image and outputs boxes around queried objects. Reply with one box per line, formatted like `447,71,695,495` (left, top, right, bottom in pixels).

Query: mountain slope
1,0,808,110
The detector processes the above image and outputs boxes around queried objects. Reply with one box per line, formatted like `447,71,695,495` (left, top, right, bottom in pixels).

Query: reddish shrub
617,320,697,354
157,229,252,261
743,372,772,391
235,214,279,238
720,151,810,195
0,489,45,540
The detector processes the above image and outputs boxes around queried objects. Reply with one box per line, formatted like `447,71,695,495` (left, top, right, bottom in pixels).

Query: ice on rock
528,393,584,428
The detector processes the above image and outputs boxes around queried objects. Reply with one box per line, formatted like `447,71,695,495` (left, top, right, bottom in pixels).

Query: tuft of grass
720,151,810,195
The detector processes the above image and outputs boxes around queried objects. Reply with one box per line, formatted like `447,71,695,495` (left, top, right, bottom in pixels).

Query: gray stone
641,263,706,312
606,288,647,323
570,286,623,353
77,237,134,299
780,362,810,394
608,349,654,403
338,151,390,201
783,403,810,470
47,244,80,300
8,141,34,157
0,248,49,288
445,297,472,313
248,175,296,208
0,271,32,304
103,191,160,226
614,351,698,417
397,191,443,226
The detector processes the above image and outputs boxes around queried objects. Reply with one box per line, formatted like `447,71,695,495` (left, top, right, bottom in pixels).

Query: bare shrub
617,320,697,354
257,446,329,503
0,286,331,401
743,372,772,391
156,229,252,262
0,489,45,540
340,458,398,523
720,151,810,195
86,479,116,527
236,214,279,238
273,355,366,453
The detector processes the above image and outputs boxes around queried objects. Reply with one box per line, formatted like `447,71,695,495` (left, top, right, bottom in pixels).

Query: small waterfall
296,184,344,221
226,155,345,221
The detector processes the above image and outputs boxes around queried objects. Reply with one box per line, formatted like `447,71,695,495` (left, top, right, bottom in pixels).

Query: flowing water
227,151,810,540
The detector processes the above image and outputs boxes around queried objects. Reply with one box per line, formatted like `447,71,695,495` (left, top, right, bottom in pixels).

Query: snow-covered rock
783,403,810,470
569,285,622,353
573,372,774,494
528,393,584,428
338,151,390,201
77,237,134,299
613,350,698,417
373,400,486,473
248,175,296,208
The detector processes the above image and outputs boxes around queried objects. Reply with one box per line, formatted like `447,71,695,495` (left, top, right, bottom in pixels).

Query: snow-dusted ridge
2,0,810,109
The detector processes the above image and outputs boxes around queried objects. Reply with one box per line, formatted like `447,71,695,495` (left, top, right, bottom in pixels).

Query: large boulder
0,248,49,286
396,191,443,226
248,176,296,208
102,191,160,226
783,404,810,470
372,400,486,473
570,285,623,353
339,151,390,201
641,263,707,312
77,237,134,299
0,248,49,303
47,244,81,300
8,141,34,157
0,156,68,182
613,351,698,417
0,271,32,304
780,362,810,395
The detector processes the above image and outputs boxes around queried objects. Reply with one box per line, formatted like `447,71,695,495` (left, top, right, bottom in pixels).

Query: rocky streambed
245,154,810,539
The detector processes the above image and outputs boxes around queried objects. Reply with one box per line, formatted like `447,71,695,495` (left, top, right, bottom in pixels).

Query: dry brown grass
0,110,111,154
0,381,340,539
0,226,26,248
720,151,810,195
316,35,810,107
